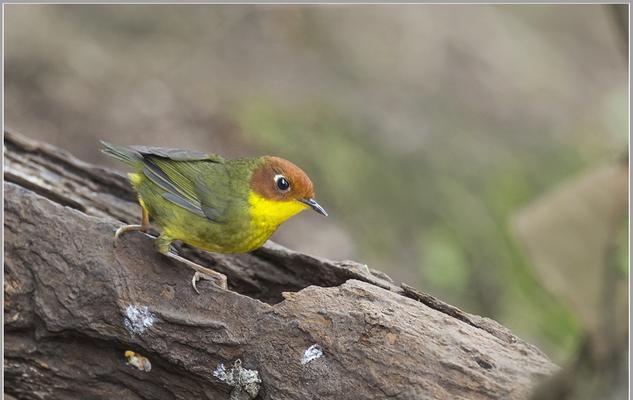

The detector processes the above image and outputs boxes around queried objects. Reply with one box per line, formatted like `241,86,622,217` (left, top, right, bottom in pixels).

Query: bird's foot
165,251,228,293
114,224,147,246
192,271,228,294
114,207,150,246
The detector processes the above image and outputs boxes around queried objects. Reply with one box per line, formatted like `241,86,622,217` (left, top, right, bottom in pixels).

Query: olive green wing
133,146,231,223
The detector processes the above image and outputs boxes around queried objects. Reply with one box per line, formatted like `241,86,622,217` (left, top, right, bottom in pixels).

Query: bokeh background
4,4,629,398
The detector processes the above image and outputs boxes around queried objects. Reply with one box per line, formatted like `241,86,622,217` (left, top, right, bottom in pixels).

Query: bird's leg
114,206,150,246
155,233,228,293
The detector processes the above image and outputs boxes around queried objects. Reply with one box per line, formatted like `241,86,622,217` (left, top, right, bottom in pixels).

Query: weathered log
4,130,558,400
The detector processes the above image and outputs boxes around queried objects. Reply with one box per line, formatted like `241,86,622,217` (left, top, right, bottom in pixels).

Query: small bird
101,142,327,292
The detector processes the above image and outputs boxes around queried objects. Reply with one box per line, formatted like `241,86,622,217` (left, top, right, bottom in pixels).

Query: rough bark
4,130,558,400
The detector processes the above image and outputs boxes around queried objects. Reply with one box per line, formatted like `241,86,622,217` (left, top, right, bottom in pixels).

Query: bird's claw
113,224,146,247
113,228,125,247
192,271,228,294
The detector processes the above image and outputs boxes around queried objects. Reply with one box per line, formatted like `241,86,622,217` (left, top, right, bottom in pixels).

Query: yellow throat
248,190,309,231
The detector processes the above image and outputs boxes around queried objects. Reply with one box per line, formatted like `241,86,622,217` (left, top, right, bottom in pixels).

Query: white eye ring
274,174,290,191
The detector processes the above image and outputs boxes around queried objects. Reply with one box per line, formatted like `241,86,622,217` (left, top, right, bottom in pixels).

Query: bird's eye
275,175,290,191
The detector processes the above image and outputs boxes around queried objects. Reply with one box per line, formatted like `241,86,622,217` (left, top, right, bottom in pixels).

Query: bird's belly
184,222,275,254
154,207,277,254
160,216,274,254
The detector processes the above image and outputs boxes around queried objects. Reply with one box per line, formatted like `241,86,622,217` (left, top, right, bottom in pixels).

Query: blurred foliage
523,160,628,400
4,4,628,367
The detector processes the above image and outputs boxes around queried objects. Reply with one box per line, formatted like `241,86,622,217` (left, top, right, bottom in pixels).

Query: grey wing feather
132,145,225,163
163,193,206,218
201,205,225,221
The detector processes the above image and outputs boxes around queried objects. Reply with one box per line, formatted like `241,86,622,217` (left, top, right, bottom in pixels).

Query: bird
101,142,327,293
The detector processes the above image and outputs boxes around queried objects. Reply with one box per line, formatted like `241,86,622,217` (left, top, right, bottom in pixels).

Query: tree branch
4,129,557,400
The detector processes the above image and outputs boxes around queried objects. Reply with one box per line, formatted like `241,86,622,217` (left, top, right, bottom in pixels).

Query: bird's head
249,156,327,220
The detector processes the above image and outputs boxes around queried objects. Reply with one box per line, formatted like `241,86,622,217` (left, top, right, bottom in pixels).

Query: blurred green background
4,3,628,374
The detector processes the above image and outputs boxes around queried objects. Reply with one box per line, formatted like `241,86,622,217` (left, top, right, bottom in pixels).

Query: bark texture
4,130,558,400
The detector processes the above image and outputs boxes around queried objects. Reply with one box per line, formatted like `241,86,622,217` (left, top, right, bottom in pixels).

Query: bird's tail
100,141,142,166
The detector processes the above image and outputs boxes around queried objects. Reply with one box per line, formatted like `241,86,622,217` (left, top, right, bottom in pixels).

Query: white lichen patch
124,305,155,335
124,350,152,372
213,363,227,380
301,344,324,365
213,359,261,400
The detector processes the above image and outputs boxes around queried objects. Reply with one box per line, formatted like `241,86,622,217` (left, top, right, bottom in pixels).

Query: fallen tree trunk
4,130,558,400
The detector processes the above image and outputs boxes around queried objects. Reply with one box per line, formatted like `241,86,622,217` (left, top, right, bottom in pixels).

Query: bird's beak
299,198,328,216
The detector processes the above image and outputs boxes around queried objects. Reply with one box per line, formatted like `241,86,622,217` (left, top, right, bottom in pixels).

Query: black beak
299,198,328,216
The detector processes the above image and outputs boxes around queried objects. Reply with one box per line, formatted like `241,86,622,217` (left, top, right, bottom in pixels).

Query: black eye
275,175,290,191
